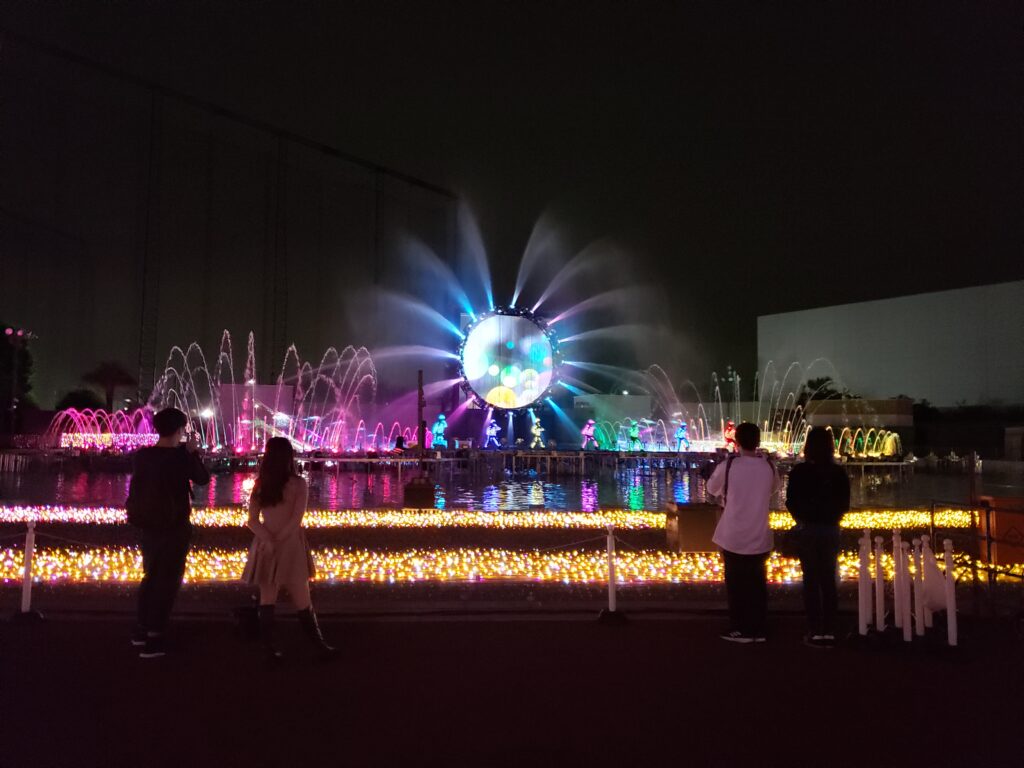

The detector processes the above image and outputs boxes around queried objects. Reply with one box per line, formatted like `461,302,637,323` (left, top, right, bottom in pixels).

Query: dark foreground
3,612,1021,768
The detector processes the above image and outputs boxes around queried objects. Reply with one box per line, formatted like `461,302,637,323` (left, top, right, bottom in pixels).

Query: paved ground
3,611,1021,768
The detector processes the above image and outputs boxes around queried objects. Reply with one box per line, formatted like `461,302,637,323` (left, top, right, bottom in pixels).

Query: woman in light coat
242,437,335,659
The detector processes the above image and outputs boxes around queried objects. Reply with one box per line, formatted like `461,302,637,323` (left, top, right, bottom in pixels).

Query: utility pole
4,327,35,435
417,369,426,461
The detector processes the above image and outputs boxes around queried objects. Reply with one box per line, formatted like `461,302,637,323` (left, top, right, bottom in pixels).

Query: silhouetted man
126,407,210,658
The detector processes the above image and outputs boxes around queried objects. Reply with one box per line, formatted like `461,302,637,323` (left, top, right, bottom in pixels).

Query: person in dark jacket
125,407,210,658
786,426,850,647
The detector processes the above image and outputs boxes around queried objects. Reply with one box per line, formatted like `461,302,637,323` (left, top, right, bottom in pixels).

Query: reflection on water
673,472,692,505
0,465,1018,511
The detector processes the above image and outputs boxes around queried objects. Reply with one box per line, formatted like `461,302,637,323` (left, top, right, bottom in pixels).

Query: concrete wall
1007,428,1024,462
757,281,1024,407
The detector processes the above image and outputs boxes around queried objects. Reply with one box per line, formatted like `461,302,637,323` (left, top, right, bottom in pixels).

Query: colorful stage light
458,307,561,411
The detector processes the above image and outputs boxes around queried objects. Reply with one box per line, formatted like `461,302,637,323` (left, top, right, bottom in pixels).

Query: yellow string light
0,505,977,530
2,545,1016,585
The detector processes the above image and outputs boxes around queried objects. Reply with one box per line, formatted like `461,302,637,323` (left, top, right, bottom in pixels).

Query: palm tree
82,362,138,412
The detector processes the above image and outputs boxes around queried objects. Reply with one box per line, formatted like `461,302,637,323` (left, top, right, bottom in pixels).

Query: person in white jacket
706,422,781,643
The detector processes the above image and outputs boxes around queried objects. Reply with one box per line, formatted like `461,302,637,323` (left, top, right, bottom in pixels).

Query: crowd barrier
857,529,957,645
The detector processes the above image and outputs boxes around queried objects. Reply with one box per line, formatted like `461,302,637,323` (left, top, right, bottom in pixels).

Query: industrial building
758,281,1024,408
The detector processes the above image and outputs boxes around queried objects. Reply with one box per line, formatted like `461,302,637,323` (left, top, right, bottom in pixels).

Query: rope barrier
32,530,120,548
533,535,608,553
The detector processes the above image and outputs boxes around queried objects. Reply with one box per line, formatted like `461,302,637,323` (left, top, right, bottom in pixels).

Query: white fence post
606,524,617,614
912,539,925,637
20,521,36,613
873,536,885,630
892,531,904,630
598,524,627,624
14,520,43,621
943,539,958,647
900,541,912,642
858,529,871,635
921,535,934,629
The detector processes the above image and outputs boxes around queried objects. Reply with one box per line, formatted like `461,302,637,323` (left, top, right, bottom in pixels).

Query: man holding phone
706,422,780,643
125,407,210,658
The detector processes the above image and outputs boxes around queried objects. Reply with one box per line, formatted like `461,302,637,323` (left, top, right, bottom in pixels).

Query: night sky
2,1,1022,401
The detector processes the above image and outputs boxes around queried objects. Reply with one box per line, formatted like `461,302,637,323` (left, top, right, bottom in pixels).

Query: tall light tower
4,327,36,434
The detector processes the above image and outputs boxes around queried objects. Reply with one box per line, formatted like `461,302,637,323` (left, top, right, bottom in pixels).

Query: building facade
757,281,1024,408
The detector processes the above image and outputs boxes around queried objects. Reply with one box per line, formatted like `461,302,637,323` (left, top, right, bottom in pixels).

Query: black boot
258,605,283,661
297,607,337,658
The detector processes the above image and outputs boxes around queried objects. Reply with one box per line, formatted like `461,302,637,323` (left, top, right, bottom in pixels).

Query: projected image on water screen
458,310,560,410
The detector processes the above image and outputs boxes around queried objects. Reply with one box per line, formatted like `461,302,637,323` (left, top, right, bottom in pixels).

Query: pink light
59,433,158,450
4,328,12,336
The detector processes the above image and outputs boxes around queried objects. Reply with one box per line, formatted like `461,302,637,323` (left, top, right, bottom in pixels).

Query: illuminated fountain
45,408,157,452
368,209,665,447
42,209,901,461
636,361,903,458
148,330,396,454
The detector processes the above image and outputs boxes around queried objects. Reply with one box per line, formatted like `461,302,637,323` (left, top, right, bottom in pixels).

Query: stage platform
286,449,914,479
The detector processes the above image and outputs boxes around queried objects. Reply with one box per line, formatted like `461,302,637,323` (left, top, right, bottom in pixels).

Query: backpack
706,454,737,508
709,452,775,508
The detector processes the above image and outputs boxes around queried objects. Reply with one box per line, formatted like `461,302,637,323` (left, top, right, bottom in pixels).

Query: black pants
797,524,841,635
722,550,769,636
137,526,192,633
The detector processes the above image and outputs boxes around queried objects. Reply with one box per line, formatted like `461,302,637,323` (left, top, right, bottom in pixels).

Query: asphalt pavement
3,611,1020,767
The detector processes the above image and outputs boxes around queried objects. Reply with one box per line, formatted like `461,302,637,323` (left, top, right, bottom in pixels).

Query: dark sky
2,0,1023,380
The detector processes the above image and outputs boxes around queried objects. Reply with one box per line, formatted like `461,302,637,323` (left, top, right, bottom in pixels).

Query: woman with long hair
242,437,335,659
786,427,850,647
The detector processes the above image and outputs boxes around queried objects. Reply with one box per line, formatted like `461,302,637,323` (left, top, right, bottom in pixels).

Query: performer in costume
627,419,643,451
529,419,545,449
580,419,599,450
723,420,736,452
674,420,690,452
484,419,501,449
430,414,448,449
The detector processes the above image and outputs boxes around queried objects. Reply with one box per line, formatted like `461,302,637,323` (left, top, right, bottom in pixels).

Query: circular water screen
460,312,556,410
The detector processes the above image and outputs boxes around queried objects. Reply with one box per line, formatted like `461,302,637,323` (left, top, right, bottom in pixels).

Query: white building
757,281,1024,407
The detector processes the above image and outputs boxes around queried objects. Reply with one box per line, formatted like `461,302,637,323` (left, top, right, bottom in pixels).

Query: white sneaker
720,631,757,644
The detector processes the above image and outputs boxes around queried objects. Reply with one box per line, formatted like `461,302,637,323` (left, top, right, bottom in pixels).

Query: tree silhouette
56,388,105,411
796,377,862,409
82,362,138,412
